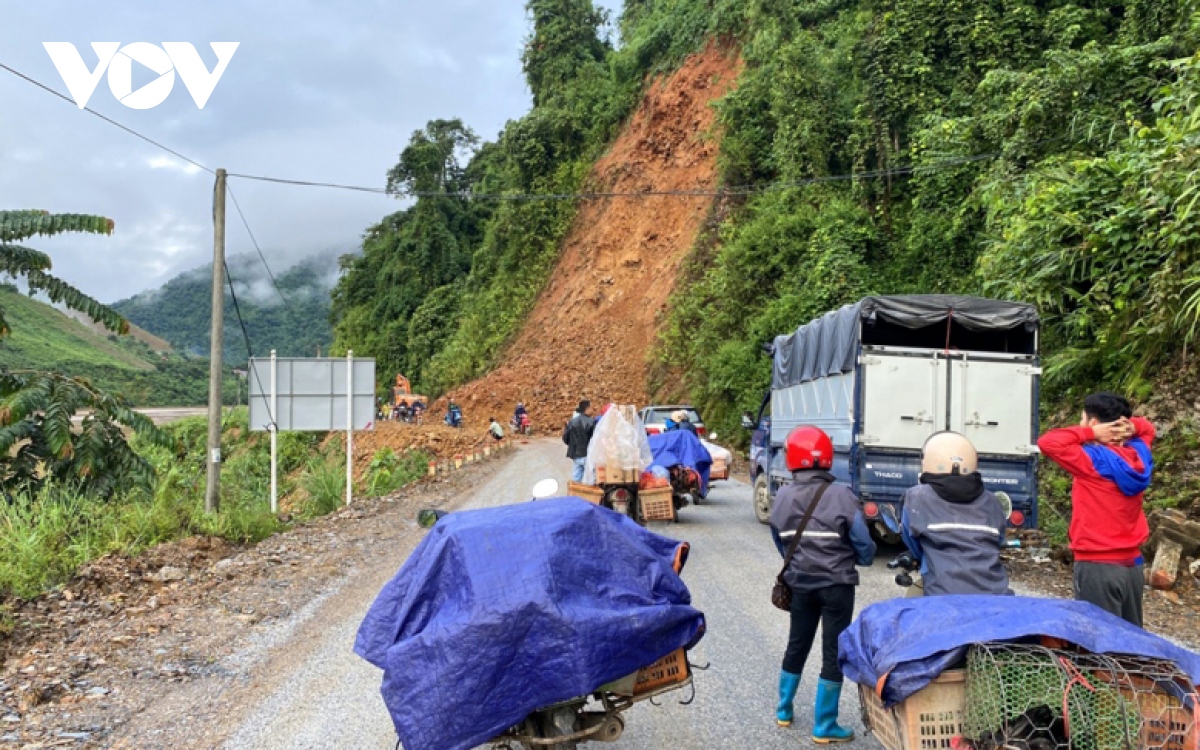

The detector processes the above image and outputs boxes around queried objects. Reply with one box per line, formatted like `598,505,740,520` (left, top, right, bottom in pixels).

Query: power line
226,184,293,311
226,151,1008,201
223,258,277,428
0,61,213,175
4,58,1035,205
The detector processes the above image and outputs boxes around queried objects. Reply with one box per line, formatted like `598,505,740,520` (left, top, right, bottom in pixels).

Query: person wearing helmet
769,426,875,743
669,409,698,435
900,432,1011,596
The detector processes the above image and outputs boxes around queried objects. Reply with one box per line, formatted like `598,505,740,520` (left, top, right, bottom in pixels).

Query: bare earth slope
449,44,741,427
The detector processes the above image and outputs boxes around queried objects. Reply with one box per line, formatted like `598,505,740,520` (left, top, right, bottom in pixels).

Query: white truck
744,295,1041,540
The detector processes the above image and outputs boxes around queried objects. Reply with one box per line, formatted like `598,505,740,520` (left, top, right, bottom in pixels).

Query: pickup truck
744,295,1040,541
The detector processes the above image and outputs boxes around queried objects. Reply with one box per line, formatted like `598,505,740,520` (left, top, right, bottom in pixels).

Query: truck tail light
863,502,879,519
1009,510,1026,527
697,426,707,436
612,488,632,504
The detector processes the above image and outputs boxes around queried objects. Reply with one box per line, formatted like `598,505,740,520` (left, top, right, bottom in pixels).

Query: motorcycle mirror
417,508,446,529
994,491,1014,520
531,478,559,500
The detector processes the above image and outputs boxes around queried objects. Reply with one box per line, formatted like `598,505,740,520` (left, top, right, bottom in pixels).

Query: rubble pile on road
350,419,497,469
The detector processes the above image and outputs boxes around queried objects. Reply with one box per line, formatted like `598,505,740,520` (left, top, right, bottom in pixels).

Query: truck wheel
753,474,771,525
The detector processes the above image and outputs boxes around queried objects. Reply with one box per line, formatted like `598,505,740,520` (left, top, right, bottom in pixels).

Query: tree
385,119,479,196
522,0,610,107
0,210,173,498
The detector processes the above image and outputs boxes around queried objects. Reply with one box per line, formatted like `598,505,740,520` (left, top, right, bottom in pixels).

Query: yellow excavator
391,374,426,409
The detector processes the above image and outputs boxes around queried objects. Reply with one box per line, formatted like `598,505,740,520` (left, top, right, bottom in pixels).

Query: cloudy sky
0,0,623,303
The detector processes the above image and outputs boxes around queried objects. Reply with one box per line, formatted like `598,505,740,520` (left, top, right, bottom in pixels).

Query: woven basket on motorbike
638,487,674,522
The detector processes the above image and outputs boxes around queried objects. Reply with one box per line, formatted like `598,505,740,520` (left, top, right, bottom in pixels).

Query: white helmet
921,431,978,475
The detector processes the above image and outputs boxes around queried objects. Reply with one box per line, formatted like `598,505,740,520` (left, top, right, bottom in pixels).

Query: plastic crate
859,670,966,750
567,482,604,505
638,486,675,522
634,649,689,694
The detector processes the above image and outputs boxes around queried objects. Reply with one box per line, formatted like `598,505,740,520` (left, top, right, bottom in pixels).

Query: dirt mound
351,420,495,475
447,43,742,430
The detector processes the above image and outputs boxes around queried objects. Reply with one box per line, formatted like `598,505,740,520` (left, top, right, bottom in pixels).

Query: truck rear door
948,354,1039,457
859,350,947,449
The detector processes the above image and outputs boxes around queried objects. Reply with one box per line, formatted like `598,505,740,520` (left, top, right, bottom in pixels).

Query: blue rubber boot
813,678,854,743
776,670,801,727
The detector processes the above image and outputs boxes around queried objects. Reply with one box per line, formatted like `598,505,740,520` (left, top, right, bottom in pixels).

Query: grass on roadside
0,410,431,600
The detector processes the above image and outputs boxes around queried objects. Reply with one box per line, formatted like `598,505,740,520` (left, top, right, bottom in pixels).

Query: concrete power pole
205,168,227,514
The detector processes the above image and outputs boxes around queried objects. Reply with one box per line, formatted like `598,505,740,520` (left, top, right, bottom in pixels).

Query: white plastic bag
583,404,653,484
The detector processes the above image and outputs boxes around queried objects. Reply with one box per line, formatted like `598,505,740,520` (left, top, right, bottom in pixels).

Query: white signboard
246,352,375,512
247,356,375,432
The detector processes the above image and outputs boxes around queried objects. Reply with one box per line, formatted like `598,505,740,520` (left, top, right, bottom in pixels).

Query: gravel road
210,438,904,749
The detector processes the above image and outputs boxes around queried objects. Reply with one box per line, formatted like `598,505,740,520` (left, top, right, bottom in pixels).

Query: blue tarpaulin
354,498,705,750
839,596,1200,707
648,430,713,494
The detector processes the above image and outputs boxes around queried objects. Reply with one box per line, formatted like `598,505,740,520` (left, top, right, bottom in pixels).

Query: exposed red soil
445,43,742,431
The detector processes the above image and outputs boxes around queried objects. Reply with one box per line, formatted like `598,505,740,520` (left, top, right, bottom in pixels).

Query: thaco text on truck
743,295,1040,541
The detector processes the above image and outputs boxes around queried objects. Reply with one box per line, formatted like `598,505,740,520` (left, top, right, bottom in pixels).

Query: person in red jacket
1037,392,1155,626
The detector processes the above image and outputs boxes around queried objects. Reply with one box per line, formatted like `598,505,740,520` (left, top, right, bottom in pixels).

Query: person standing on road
900,432,1012,596
562,400,595,483
1038,392,1154,626
769,425,875,744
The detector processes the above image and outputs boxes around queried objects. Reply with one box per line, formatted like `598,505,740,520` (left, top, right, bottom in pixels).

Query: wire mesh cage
962,643,1199,750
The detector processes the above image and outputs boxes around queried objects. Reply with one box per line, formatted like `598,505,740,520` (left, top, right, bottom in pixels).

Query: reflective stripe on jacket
901,483,1010,596
769,471,875,592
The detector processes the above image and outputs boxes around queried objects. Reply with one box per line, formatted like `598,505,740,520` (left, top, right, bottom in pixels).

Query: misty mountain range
113,249,349,366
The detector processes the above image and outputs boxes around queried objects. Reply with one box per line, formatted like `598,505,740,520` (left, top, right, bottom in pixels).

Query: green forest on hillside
334,0,1200,449
115,250,341,367
333,0,1200,402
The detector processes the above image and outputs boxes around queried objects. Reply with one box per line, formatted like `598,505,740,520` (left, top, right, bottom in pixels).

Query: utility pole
205,168,227,514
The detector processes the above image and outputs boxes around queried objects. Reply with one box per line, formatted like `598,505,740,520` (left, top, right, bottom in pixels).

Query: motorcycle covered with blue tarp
839,595,1200,708
355,497,706,750
648,430,713,510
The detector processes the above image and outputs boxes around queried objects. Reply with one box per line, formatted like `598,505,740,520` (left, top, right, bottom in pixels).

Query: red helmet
785,426,834,471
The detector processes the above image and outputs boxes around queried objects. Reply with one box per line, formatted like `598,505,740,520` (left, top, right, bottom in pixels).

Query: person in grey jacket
901,431,1011,596
769,426,875,744
561,400,595,482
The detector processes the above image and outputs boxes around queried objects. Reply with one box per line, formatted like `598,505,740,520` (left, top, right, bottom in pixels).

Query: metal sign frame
247,352,375,510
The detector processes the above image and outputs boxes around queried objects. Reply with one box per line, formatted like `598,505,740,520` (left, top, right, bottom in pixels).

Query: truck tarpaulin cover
354,499,705,750
648,430,713,494
772,295,1039,389
839,596,1200,707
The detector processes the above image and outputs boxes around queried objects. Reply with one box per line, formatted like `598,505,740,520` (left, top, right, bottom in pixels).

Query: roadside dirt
0,458,503,749
349,419,500,478
1006,543,1200,648
445,43,743,430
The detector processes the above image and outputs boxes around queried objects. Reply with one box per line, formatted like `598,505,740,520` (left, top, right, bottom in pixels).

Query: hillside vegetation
333,1,1200,425
0,285,235,407
115,249,342,367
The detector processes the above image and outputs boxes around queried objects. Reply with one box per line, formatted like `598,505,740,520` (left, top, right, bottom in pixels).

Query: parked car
745,294,1041,540
639,405,706,437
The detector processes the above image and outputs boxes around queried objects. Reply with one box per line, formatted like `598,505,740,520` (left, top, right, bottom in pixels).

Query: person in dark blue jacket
901,432,1011,596
769,426,875,743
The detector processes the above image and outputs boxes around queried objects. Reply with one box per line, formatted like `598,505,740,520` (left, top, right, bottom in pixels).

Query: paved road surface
220,439,906,749
72,407,206,425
